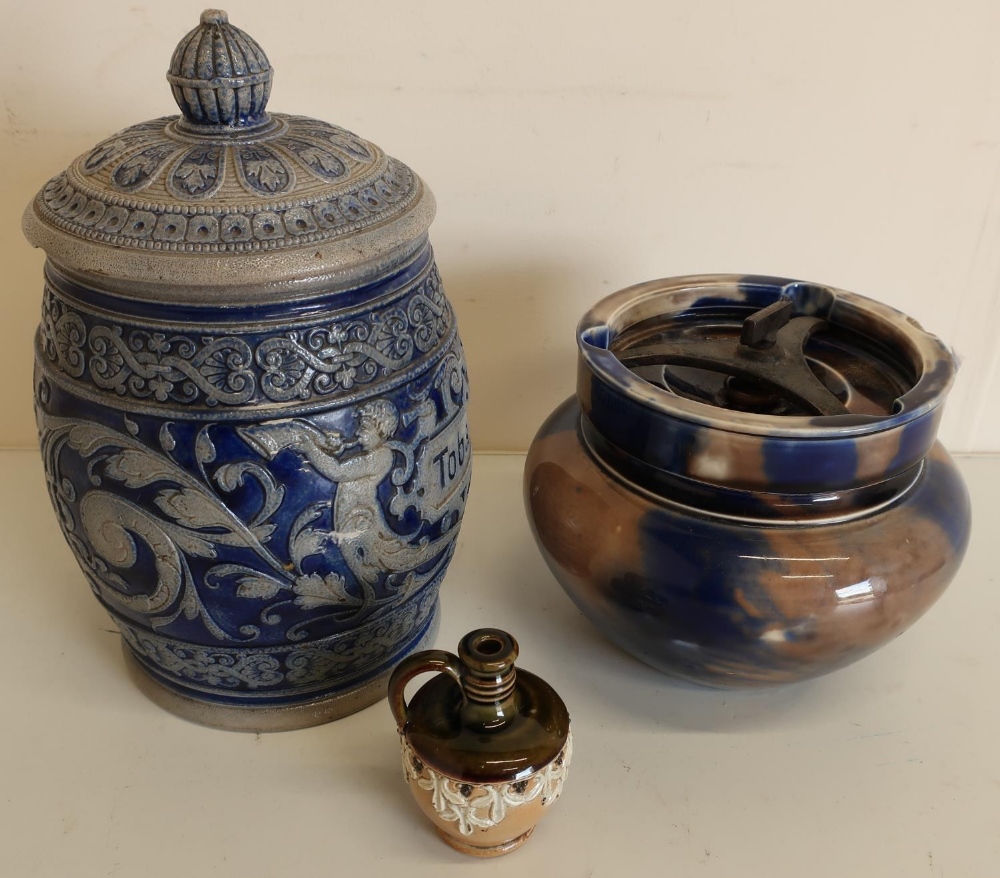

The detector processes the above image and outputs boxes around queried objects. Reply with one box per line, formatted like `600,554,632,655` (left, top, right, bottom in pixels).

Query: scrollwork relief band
38,266,452,410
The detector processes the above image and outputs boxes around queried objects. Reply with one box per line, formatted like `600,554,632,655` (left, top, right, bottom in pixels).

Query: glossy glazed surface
389,629,571,856
402,732,571,857
526,275,970,687
577,275,956,494
405,668,569,783
525,397,970,686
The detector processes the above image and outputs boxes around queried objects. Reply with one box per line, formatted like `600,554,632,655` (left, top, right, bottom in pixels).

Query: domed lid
22,9,434,304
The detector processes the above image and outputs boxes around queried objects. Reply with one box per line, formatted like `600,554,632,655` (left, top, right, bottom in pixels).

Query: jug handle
388,650,465,732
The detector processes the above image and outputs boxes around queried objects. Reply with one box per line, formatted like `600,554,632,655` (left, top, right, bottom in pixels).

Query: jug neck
458,629,519,732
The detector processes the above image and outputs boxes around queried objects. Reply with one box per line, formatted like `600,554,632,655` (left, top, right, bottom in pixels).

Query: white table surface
2,450,997,877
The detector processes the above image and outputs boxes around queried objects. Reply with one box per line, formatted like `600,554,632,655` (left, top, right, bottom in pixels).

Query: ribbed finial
167,9,273,131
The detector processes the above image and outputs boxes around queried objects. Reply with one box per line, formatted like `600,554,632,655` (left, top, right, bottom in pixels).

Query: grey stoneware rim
577,274,957,439
22,203,436,304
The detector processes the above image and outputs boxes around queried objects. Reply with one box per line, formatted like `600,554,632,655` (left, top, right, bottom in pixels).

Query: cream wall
3,1,999,451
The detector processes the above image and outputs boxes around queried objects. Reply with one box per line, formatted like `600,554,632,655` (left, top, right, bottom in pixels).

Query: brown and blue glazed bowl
524,275,970,687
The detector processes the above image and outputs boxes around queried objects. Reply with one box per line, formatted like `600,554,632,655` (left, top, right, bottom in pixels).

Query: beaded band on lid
26,6,467,734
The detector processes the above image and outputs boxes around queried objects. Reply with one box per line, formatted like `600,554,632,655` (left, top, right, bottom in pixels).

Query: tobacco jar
525,274,970,686
389,629,571,857
24,10,470,730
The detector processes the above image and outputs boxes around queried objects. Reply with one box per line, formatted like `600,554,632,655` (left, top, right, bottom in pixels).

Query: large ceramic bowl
525,274,970,687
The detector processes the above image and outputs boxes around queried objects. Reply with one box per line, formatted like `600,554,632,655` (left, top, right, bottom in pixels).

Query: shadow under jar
524,275,970,687
23,10,470,730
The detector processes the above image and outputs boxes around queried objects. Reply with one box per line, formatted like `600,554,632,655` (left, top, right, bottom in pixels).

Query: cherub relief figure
240,400,449,590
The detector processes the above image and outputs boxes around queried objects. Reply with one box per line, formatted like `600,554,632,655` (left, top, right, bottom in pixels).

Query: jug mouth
575,274,956,494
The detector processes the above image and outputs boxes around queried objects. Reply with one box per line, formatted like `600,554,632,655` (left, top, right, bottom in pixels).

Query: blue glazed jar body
35,242,471,728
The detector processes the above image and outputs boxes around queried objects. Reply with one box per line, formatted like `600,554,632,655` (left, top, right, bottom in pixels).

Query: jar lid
579,274,956,438
22,9,434,304
576,275,958,495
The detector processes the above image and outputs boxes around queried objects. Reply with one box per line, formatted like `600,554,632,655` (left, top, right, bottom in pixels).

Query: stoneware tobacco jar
525,275,970,687
24,11,470,731
389,629,571,857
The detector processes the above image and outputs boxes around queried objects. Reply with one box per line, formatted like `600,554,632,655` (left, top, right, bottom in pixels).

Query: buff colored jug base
436,826,534,858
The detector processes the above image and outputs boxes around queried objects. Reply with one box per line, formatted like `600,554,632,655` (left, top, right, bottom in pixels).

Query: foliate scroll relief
38,267,452,410
87,328,256,406
257,270,450,402
37,349,469,672
39,293,86,379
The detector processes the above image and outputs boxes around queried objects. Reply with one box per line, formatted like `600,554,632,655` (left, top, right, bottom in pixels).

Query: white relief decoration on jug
401,733,573,836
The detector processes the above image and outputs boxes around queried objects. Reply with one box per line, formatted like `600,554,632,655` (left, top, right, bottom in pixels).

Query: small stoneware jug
388,629,571,857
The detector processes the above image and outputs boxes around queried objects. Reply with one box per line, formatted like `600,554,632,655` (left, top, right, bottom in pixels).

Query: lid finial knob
200,9,229,25
167,9,273,131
